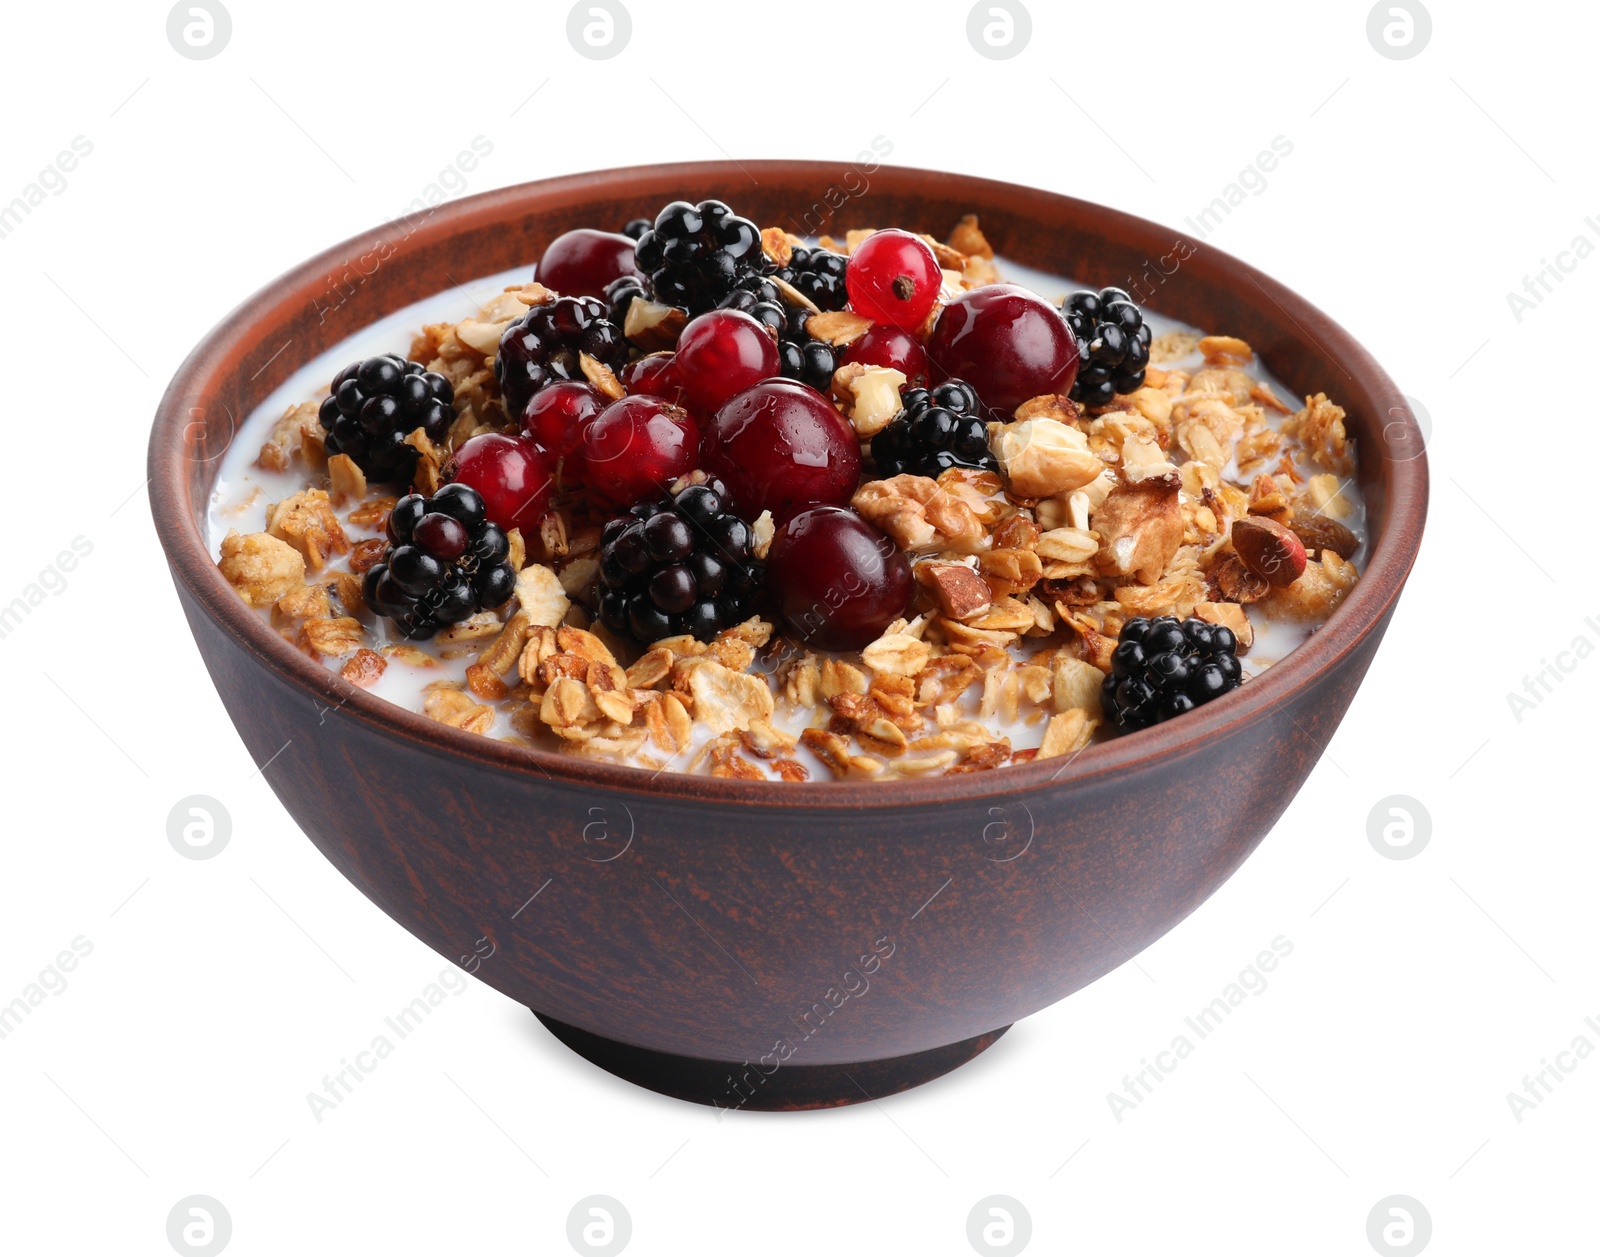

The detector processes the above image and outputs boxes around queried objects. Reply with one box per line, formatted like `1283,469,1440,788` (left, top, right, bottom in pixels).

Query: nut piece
917,561,993,619
515,563,571,627
218,530,306,606
852,475,986,552
991,417,1103,498
1230,517,1308,588
832,364,908,437
1092,473,1184,584
623,299,688,352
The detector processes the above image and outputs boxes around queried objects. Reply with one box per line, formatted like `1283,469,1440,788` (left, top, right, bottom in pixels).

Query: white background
1,1,1592,1254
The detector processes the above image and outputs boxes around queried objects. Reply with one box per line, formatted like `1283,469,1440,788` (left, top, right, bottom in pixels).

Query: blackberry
1062,287,1152,409
633,199,763,315
772,245,850,311
596,475,762,644
604,273,647,331
719,275,837,391
620,217,652,241
318,355,454,486
362,484,517,641
870,380,998,478
1101,616,1243,733
496,295,628,419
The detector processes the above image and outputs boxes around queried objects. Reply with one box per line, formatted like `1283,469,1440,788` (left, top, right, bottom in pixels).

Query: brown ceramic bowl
150,162,1426,1110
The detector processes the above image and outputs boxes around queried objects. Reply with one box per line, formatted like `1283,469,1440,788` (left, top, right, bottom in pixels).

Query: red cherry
520,381,604,457
766,506,912,651
839,323,930,388
701,379,862,522
675,309,781,414
620,353,687,406
520,380,605,486
845,229,942,329
582,395,701,509
925,284,1079,414
535,229,640,298
447,433,552,535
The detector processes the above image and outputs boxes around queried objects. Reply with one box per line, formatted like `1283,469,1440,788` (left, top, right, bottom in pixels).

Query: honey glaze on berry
209,213,1367,781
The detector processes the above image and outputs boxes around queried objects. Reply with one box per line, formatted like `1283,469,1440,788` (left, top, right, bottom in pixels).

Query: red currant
620,353,687,407
839,323,930,387
766,506,912,651
582,395,702,509
446,433,552,535
675,309,781,414
845,229,942,329
536,229,640,298
520,380,605,482
925,284,1080,414
701,379,861,522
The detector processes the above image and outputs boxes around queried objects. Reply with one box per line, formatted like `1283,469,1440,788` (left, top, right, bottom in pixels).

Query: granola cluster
217,213,1363,781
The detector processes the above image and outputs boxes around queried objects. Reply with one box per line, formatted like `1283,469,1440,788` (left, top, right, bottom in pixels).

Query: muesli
211,201,1363,780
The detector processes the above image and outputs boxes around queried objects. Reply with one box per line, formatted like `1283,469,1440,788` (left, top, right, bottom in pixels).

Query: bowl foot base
533,1013,1010,1111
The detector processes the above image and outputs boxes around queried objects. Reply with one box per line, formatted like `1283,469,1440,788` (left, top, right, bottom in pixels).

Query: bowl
149,162,1427,1110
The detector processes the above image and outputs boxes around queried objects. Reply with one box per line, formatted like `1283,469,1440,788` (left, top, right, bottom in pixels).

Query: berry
596,475,762,643
845,229,942,329
702,378,862,522
925,284,1080,414
675,309,781,414
362,485,516,640
496,296,627,419
766,506,912,651
871,379,998,478
1062,287,1152,408
604,273,648,331
839,323,929,387
536,229,641,298
633,199,763,314
718,276,836,390
621,217,652,241
582,395,701,510
444,432,552,536
318,355,454,485
620,353,687,407
772,245,850,310
520,381,605,481
1101,616,1243,733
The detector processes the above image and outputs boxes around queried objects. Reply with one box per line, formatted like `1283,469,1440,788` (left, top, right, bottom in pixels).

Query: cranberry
839,323,930,387
766,506,912,651
925,283,1079,414
521,380,604,458
701,379,861,522
535,229,640,298
446,433,552,535
845,229,942,329
582,395,701,510
620,353,687,406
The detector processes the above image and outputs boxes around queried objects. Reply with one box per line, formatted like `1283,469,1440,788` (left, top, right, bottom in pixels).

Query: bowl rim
149,160,1427,809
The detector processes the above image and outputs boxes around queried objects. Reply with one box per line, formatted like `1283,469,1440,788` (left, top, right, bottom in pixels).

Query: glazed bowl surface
150,162,1426,1108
